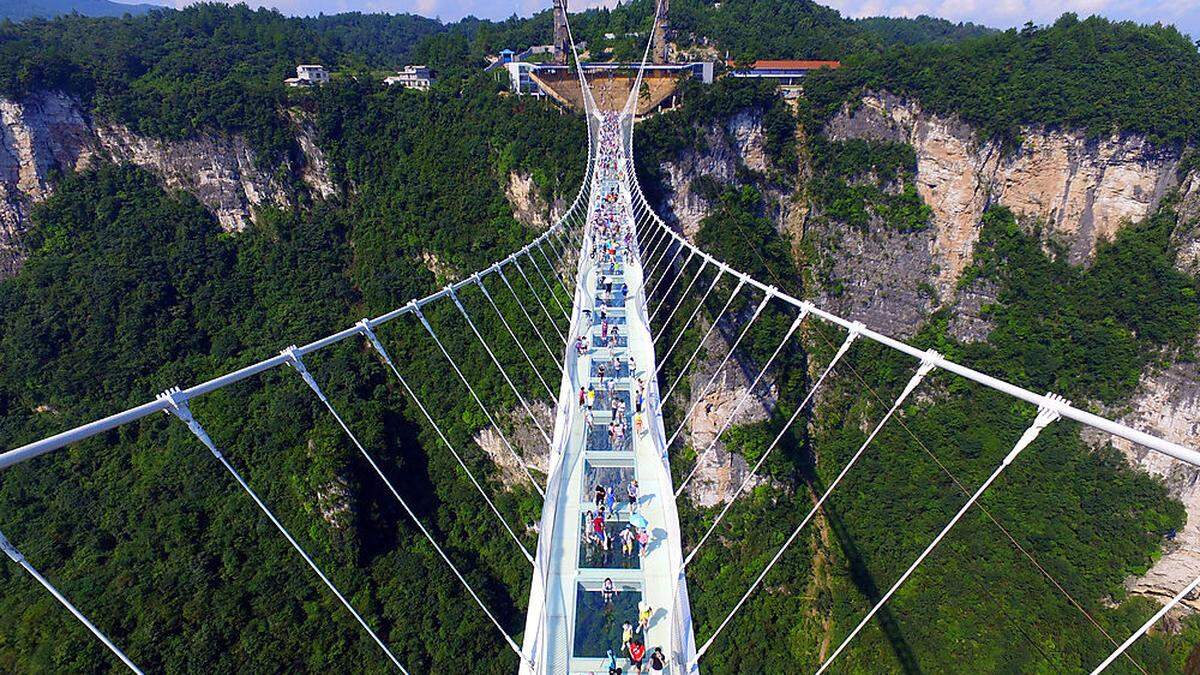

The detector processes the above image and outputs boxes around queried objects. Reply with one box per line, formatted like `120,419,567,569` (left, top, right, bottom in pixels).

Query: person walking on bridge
628,639,646,674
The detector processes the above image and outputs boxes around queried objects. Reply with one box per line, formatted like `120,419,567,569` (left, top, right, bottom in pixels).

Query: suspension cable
659,266,728,371
498,267,561,366
647,242,684,304
725,210,1147,671
525,247,571,321
653,256,707,332
412,305,546,497
674,311,814,497
649,248,696,321
0,530,144,674
663,295,776,451
1092,570,1200,673
280,349,531,667
474,275,558,400
357,322,537,558
817,394,1066,673
683,322,858,566
448,288,553,447
661,279,752,403
158,388,408,672
512,258,567,344
691,351,938,664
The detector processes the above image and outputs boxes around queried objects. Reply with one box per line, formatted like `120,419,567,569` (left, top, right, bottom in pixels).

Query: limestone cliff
652,91,1200,607
821,91,1182,335
0,90,335,278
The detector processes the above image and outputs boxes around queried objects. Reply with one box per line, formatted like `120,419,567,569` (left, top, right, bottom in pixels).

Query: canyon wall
651,90,1200,605
0,90,334,278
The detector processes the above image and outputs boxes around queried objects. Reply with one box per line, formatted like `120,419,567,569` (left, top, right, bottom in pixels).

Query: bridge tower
553,0,570,65
652,0,671,64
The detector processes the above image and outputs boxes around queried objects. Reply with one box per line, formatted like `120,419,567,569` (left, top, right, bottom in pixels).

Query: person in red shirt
628,639,646,673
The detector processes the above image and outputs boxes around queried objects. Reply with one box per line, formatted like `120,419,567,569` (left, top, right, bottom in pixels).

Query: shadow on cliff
809,467,923,674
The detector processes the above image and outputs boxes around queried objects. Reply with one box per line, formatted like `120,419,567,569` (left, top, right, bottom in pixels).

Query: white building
384,65,434,91
503,61,545,97
286,64,329,87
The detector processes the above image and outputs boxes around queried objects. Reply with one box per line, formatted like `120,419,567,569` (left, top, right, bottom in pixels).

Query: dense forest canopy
1,0,1200,672
806,13,1200,147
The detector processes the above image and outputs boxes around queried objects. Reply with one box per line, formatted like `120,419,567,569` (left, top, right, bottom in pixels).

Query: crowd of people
578,113,668,674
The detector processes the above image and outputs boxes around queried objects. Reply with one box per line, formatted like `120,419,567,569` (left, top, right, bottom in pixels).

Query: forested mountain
0,0,163,22
855,14,995,45
1,1,1200,672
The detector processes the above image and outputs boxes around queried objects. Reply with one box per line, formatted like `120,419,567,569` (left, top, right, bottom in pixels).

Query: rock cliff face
0,90,334,278
653,91,1200,605
818,92,1183,337
823,91,1181,302
657,109,780,240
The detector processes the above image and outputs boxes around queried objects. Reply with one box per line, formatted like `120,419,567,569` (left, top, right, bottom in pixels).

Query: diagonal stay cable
674,311,816,497
691,351,939,665
733,210,1147,673
663,294,776,451
448,288,553,447
498,267,561,367
279,348,531,666
512,258,567,344
158,388,408,673
525,246,571,322
475,274,558,400
653,257,707,336
648,247,695,321
0,531,144,674
647,242,684,306
1092,570,1200,674
817,394,1068,673
356,322,537,559
661,279,752,404
411,305,546,497
683,322,859,567
657,265,725,366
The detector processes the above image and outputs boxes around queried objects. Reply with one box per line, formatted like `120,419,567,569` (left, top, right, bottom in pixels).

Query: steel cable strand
657,266,726,370
412,305,546,498
662,294,782,452
498,267,561,366
0,531,145,674
648,248,696,322
673,312,816,497
356,322,537,560
817,394,1068,674
522,247,572,324
689,351,939,665
280,350,531,667
158,388,409,672
660,278,751,404
513,257,568,344
683,321,858,566
448,288,553,447
653,258,710,341
474,275,558,400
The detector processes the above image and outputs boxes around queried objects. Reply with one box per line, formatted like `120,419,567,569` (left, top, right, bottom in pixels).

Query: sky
157,0,1200,38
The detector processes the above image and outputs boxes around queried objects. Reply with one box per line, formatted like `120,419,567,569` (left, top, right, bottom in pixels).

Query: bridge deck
522,115,694,674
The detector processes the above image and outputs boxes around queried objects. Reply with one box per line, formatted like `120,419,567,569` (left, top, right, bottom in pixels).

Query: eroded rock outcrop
825,92,1182,296
658,109,782,241
474,402,554,490
0,90,335,278
677,314,779,508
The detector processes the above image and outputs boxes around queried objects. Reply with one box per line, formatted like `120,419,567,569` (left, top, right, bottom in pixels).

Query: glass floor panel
586,427,632,452
585,461,635,493
573,582,642,658
578,515,642,569
592,335,628,348
590,360,631,378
